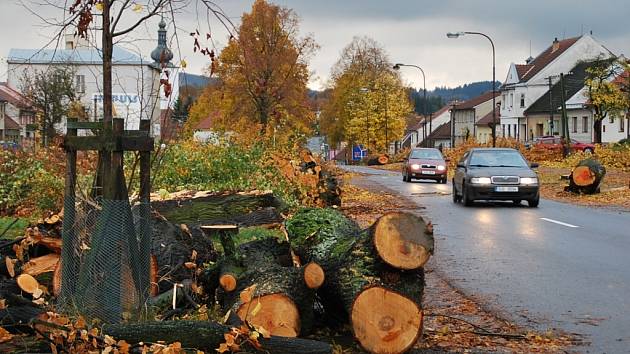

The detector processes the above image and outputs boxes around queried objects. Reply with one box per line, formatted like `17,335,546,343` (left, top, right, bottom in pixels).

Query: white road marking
540,217,580,228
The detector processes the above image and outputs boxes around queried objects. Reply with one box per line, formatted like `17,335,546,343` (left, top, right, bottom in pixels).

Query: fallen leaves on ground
538,166,630,209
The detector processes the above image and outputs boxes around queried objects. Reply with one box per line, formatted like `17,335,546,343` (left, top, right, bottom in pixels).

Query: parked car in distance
452,148,540,207
524,136,595,153
402,148,448,183
0,141,21,151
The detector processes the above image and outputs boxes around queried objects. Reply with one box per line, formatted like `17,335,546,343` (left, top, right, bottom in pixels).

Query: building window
621,116,625,132
520,94,525,108
502,124,505,137
582,117,588,133
508,124,511,137
609,115,615,123
509,93,514,108
572,117,577,133
75,75,85,93
502,94,506,109
603,125,606,133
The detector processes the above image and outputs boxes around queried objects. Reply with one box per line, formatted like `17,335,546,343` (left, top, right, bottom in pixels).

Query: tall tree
584,57,628,143
187,0,317,145
320,36,412,152
20,66,78,147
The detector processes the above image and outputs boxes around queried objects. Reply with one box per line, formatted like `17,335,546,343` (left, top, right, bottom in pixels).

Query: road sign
352,145,367,161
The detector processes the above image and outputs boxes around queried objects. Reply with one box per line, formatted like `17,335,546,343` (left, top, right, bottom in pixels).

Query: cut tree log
367,154,390,166
220,238,317,337
21,254,59,277
566,158,606,194
37,237,62,253
102,320,333,354
285,208,428,354
16,274,39,294
371,212,434,270
151,191,286,226
303,262,325,289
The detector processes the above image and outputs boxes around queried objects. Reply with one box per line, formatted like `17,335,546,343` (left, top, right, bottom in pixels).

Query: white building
402,104,453,148
500,35,614,141
5,20,175,138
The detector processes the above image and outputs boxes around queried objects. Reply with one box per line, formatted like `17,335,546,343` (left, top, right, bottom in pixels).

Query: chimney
64,32,89,50
551,37,560,53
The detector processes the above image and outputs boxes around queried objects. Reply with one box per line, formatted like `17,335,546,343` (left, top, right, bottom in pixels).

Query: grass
0,217,30,239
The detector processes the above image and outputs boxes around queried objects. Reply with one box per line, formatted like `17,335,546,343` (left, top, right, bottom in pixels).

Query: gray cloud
1,0,629,91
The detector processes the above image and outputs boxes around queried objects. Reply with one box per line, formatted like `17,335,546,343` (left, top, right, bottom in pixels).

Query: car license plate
495,186,518,192
422,170,436,175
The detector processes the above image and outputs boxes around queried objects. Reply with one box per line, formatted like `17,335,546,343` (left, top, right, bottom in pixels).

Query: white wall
7,61,161,136
602,114,628,143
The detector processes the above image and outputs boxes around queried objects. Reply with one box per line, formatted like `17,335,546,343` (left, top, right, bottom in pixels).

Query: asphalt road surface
343,165,630,353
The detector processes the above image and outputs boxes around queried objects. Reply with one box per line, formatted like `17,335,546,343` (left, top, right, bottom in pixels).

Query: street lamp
393,63,429,147
447,31,497,147
359,87,371,152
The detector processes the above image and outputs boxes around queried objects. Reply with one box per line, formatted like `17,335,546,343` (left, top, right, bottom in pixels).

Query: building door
536,123,544,137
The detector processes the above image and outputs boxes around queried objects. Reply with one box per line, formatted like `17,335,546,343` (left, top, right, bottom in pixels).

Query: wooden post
138,119,152,299
60,118,78,301
109,118,124,199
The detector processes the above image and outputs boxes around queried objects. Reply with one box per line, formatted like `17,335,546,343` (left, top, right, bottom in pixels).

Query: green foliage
152,140,302,207
0,150,64,215
0,217,31,239
235,227,283,245
285,207,360,246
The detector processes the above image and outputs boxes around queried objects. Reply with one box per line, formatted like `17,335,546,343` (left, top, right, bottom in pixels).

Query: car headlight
437,165,446,171
520,177,538,185
470,177,491,185
411,164,420,170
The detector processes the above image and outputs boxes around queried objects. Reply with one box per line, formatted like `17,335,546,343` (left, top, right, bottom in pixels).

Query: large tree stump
285,208,432,354
566,158,606,194
102,320,333,354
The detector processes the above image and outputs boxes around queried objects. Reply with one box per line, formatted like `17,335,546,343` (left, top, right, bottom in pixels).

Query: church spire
151,18,173,66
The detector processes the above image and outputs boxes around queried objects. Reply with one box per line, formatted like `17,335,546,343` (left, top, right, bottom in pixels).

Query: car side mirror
530,162,539,168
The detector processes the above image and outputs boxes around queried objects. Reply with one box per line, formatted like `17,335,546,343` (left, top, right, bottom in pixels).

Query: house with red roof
500,34,614,141
0,82,36,146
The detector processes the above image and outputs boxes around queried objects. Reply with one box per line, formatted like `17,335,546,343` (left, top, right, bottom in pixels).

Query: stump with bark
285,208,434,354
566,158,606,194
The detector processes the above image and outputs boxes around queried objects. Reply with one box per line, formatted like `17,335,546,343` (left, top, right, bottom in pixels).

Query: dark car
525,136,595,153
452,148,540,207
402,148,448,183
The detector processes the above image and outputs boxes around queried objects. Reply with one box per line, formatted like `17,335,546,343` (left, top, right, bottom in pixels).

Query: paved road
343,165,630,353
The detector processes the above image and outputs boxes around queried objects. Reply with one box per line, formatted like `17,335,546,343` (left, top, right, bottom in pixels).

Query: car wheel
452,181,461,203
527,195,540,208
584,148,594,154
462,183,474,206
512,199,522,205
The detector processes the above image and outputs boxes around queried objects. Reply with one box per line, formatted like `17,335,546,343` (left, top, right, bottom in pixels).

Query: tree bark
151,192,285,226
102,320,333,354
566,158,606,194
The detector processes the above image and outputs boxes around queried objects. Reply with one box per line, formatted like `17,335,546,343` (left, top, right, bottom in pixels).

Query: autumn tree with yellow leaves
320,37,412,153
584,56,630,143
186,0,318,146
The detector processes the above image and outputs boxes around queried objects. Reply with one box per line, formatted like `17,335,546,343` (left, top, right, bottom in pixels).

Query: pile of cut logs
1,190,433,353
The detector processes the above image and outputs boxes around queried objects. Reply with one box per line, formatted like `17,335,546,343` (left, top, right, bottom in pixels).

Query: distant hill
431,81,501,102
178,72,217,88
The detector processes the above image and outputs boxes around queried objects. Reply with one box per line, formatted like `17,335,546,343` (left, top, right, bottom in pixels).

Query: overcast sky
1,0,629,91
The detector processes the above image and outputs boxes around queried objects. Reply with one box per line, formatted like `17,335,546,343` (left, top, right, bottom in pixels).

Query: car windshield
409,149,443,160
468,150,528,168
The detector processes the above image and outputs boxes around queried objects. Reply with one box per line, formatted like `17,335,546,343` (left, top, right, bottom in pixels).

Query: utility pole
548,76,554,135
560,73,570,157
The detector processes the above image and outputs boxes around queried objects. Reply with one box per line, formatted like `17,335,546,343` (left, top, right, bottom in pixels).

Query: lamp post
359,87,370,152
393,63,429,147
447,31,496,147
